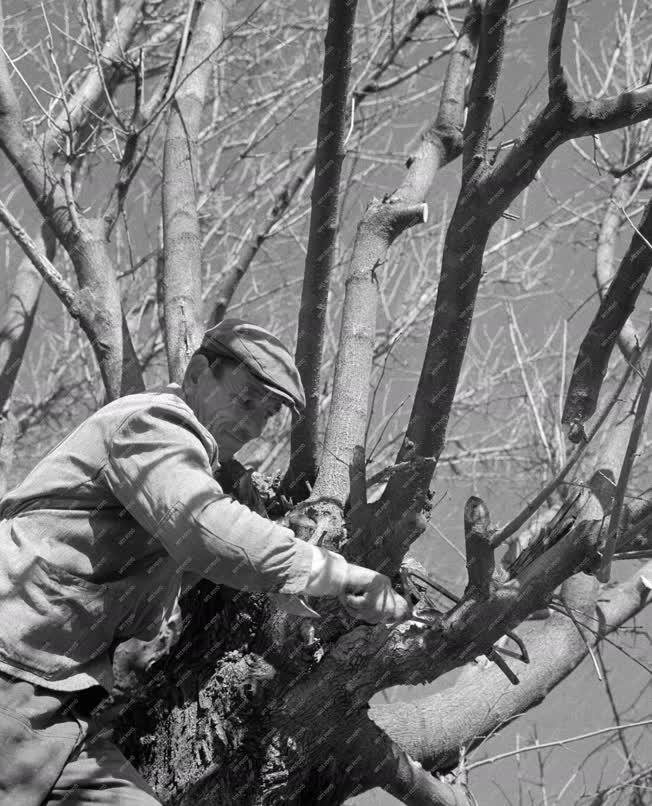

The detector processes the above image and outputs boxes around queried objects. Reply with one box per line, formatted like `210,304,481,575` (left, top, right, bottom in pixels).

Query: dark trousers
0,672,160,805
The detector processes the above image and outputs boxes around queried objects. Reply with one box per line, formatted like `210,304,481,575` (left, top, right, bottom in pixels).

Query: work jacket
0,385,315,693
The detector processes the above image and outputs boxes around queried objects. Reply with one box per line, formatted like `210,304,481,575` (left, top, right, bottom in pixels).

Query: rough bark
162,0,231,383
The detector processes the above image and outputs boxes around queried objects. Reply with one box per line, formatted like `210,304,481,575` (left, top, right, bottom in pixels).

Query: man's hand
338,564,411,624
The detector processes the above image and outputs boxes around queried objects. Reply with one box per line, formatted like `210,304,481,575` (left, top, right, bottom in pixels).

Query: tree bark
162,0,231,383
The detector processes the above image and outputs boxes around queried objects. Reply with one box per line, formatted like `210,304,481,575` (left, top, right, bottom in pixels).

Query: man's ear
184,352,210,386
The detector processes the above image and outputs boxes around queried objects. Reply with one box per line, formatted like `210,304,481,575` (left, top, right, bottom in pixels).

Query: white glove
338,563,411,624
298,546,411,624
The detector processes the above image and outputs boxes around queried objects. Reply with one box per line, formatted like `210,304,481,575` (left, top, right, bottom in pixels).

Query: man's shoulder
96,387,217,459
100,386,192,418
93,387,186,429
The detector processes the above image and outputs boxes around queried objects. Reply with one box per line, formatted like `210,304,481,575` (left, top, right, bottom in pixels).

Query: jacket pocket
0,555,120,680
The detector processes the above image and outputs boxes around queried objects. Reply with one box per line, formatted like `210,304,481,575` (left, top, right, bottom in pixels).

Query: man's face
191,359,283,458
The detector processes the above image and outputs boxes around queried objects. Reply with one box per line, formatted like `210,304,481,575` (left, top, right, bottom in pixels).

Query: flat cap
199,318,305,414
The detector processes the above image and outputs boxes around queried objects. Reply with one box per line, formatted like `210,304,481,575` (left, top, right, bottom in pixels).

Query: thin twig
559,596,602,680
466,720,652,771
491,334,648,548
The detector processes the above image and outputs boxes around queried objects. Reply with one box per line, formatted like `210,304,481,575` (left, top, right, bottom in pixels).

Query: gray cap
199,319,306,414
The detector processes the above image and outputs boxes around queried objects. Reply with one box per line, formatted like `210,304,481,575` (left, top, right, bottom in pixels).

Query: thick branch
162,0,231,382
285,0,359,497
462,0,510,174
311,201,428,505
274,512,613,805
391,212,489,465
595,176,639,359
379,56,652,560
488,86,652,217
345,715,475,806
311,7,480,506
371,563,652,773
0,409,17,498
563,195,652,432
547,0,569,100
290,509,604,731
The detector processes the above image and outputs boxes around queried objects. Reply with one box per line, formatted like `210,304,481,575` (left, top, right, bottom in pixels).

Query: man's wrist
303,546,349,597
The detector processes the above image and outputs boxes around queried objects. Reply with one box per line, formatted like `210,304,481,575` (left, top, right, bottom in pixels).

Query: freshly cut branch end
639,575,652,592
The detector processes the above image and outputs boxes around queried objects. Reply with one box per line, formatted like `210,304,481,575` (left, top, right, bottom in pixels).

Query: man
0,318,409,805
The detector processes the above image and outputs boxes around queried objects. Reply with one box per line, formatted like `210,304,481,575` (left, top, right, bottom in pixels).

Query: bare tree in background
0,1,652,804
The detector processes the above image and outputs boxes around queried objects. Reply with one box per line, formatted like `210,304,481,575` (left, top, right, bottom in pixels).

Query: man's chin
214,432,246,457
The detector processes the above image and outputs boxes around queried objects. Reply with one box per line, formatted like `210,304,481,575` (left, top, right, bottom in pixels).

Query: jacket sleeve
101,401,316,595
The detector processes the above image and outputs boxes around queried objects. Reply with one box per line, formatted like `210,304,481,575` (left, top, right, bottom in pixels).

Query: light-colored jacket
0,386,316,692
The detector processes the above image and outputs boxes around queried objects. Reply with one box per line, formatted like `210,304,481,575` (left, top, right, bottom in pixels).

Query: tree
0,0,651,804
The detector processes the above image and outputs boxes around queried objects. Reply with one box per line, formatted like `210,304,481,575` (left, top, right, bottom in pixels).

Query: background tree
0,1,651,804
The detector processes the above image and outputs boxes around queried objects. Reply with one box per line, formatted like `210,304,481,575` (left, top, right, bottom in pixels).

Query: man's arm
103,399,411,621
101,401,345,596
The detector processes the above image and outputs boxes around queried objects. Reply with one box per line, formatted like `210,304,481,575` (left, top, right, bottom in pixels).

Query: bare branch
563,196,652,433
595,176,640,359
371,562,652,775
312,5,480,506
0,1,144,397
162,0,231,382
462,0,510,176
285,0,359,497
49,0,146,154
0,199,83,321
547,0,570,100
489,354,635,548
345,714,476,806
